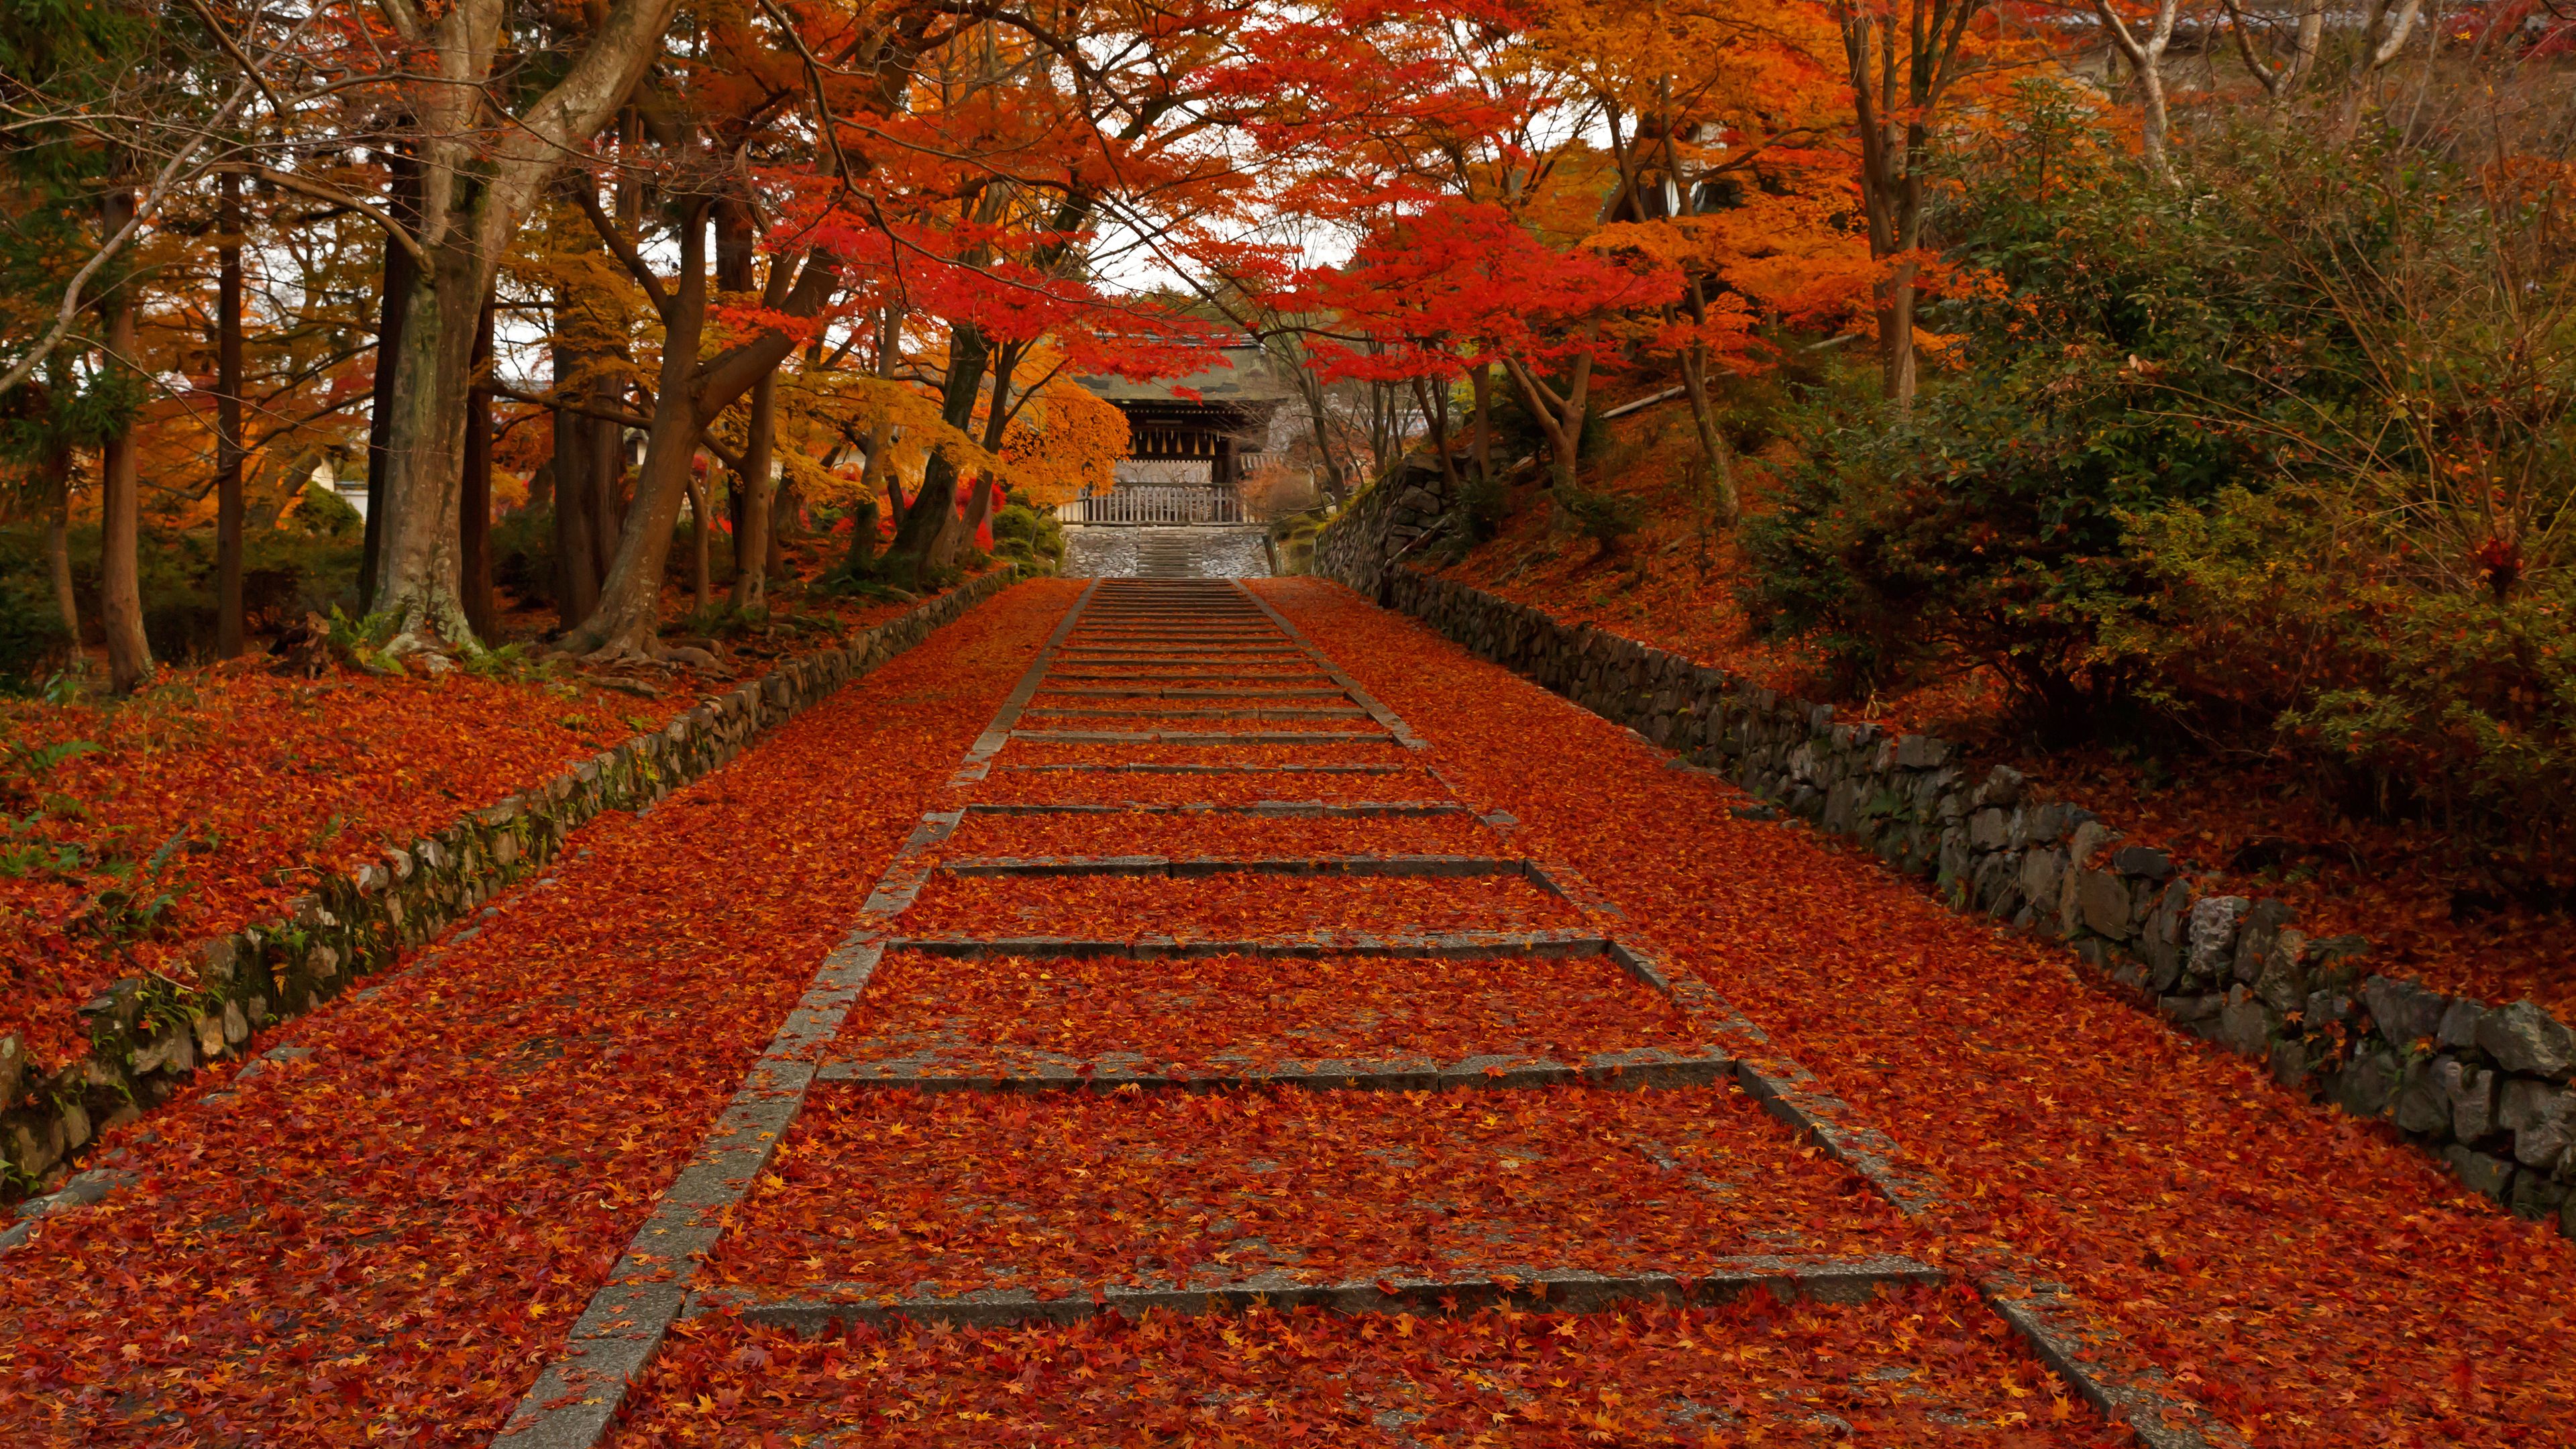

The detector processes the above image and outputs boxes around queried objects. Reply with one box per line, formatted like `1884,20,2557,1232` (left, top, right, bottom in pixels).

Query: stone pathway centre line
496,578,2235,1449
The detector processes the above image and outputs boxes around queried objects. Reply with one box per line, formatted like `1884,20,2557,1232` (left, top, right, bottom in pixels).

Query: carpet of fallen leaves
606,1289,2109,1447
899,869,1580,938
837,949,1690,1072
1259,576,2576,1447
943,810,1497,859
0,578,1078,1446
0,585,958,1073
713,1084,1911,1296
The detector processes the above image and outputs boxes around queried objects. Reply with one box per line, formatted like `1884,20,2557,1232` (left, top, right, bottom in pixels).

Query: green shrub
1452,471,1509,543
992,495,1065,566
1553,485,1640,553
0,570,70,692
1743,87,2338,733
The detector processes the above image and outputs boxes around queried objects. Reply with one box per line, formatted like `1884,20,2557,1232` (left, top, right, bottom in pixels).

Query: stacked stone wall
1315,541,2576,1239
0,568,1021,1193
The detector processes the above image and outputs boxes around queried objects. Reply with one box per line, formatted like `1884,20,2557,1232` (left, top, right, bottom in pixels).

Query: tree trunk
687,468,711,616
886,322,990,578
41,441,77,645
1500,351,1595,494
727,372,778,610
551,331,602,630
2095,0,2180,182
769,476,794,575
215,170,247,657
1676,344,1740,533
1468,364,1493,484
1879,255,1919,407
368,246,485,650
98,218,153,694
358,148,419,609
562,200,711,657
462,293,496,639
1410,375,1460,494
366,0,692,656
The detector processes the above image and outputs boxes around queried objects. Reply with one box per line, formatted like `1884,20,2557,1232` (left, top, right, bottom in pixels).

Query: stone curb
937,853,1519,878
995,761,1407,775
1978,1273,2248,1449
886,931,1616,960
961,800,1466,816
1313,537,2576,1239
0,566,1024,1198
815,1046,1734,1093
688,1254,1948,1334
1009,729,1396,745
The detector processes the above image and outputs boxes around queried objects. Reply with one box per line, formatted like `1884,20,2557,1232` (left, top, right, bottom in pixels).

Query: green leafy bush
0,573,70,692
1743,88,2345,733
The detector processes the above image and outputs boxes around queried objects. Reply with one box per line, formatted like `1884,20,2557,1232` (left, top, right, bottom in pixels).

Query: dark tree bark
884,322,989,580
40,438,76,643
215,170,247,657
462,294,496,639
358,147,418,608
551,323,602,629
98,191,152,694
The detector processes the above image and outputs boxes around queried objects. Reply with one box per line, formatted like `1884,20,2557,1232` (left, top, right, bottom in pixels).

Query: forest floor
0,573,2566,1446
0,555,994,1073
1428,398,2576,1025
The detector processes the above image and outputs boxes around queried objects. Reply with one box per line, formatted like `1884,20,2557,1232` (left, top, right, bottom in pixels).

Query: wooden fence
1057,486,1246,525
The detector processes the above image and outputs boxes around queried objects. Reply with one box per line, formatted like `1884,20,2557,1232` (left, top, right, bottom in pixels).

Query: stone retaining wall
0,568,1022,1193
1318,537,2576,1239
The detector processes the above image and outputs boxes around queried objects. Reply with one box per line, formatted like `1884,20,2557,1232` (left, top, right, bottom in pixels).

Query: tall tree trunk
462,294,496,639
728,373,777,609
97,205,152,694
359,148,418,608
769,476,794,575
1409,375,1460,494
2095,0,2181,182
886,322,990,578
41,441,77,645
714,194,784,610
1468,364,1493,484
558,219,837,657
551,329,602,629
1839,2,1984,413
367,0,692,655
687,468,711,616
956,344,1024,550
215,170,247,657
565,200,710,657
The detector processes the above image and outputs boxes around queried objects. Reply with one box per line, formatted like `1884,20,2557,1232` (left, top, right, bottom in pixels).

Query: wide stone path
498,580,2169,1446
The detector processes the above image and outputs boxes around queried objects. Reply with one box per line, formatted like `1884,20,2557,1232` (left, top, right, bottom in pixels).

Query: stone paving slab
816,1044,1733,1092
938,853,1520,878
962,799,1468,816
1022,706,1374,719
996,761,1412,774
686,1254,1947,1334
886,930,1617,959
1036,686,1352,698
1010,729,1397,745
